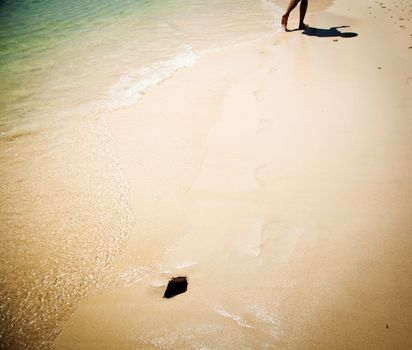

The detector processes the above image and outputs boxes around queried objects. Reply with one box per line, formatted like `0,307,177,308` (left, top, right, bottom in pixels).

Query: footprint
253,89,264,101
260,221,303,263
254,164,269,187
256,118,271,134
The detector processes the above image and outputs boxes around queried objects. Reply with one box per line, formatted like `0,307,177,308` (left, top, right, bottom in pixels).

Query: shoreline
28,0,412,348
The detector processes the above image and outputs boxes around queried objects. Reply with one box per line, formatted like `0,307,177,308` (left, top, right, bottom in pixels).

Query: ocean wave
106,44,198,111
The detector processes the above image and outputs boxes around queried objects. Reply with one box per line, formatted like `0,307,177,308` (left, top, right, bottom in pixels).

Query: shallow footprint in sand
256,118,271,135
253,89,264,101
254,164,269,188
260,221,303,264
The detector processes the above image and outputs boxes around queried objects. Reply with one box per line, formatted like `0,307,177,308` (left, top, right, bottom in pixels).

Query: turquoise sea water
0,0,281,132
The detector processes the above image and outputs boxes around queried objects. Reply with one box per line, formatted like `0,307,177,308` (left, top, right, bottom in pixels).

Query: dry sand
55,0,412,348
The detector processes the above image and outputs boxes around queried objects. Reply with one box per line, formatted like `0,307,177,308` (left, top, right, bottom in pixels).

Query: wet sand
53,0,412,348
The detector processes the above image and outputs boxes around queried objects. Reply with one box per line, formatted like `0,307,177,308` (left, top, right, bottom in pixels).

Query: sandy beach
2,0,411,348
55,0,412,348
53,0,412,348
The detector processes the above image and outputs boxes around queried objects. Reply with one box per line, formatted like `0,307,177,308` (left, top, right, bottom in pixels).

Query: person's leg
299,0,308,29
281,0,301,30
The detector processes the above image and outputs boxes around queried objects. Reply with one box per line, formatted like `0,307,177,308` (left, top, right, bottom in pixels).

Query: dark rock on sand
163,277,188,298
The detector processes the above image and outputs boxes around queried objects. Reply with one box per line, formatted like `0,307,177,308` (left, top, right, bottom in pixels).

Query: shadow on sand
302,25,358,38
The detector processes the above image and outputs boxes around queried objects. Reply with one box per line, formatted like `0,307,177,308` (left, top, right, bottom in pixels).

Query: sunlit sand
1,0,412,349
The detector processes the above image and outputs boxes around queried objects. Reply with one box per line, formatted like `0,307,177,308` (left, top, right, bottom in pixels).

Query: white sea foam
106,44,198,111
176,261,198,269
115,266,149,287
260,0,282,16
260,0,283,34
246,303,278,326
213,306,252,329
150,279,167,288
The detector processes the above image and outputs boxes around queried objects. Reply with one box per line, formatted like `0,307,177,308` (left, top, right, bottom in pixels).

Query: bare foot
281,14,288,30
299,23,309,30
